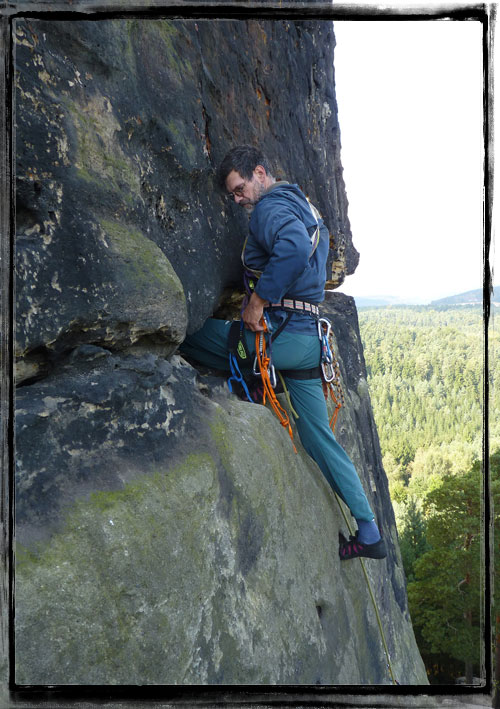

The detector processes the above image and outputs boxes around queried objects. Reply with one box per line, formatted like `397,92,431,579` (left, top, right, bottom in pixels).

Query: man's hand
242,291,268,332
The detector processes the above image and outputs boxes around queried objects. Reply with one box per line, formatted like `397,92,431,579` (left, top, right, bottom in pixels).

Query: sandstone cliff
14,18,428,685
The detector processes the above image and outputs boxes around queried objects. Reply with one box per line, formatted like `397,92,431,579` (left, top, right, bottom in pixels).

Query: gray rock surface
15,17,356,380
15,295,427,685
13,17,429,688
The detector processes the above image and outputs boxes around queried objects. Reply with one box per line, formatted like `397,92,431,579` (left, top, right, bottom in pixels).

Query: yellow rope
334,493,398,686
277,371,299,420
255,319,395,683
263,324,396,683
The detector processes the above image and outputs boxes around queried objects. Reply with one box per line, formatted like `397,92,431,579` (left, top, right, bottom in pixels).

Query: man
181,145,386,561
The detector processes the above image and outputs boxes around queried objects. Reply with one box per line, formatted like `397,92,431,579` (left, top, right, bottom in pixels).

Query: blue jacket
244,181,329,334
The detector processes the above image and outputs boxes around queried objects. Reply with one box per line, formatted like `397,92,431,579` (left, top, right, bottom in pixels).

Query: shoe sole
339,538,387,561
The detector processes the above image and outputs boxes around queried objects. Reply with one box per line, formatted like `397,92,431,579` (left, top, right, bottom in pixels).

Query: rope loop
255,320,297,453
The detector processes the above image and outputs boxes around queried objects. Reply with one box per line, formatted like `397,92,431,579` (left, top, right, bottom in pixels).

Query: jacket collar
262,180,290,197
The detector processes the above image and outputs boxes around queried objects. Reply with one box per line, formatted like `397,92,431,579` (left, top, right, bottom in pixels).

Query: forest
358,304,499,686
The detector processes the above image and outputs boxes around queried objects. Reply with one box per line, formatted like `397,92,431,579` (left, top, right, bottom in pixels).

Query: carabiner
321,361,335,383
253,331,263,375
317,317,332,340
318,318,333,365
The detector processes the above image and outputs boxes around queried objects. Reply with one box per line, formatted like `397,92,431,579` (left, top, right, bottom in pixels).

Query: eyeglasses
226,178,251,199
227,183,246,199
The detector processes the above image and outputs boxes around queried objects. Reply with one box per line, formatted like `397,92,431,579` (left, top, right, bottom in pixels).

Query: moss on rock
68,91,140,200
100,218,185,303
16,453,218,685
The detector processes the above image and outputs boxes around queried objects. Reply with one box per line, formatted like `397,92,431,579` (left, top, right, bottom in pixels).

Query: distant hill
350,287,500,309
353,295,428,308
431,286,500,306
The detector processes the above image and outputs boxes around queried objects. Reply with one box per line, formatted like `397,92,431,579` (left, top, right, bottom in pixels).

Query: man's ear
253,164,267,183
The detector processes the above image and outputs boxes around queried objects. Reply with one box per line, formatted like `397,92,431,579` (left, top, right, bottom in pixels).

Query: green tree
399,497,430,583
490,451,500,706
407,446,453,501
408,453,500,684
358,305,499,685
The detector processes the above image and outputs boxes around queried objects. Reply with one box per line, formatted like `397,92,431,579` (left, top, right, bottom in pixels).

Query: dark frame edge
1,4,496,707
0,8,14,707
485,3,498,705
0,0,491,22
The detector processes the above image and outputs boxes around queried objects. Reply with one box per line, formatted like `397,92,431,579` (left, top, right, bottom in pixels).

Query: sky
332,20,488,304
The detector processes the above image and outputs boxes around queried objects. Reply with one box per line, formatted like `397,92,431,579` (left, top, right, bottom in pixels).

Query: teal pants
180,318,375,522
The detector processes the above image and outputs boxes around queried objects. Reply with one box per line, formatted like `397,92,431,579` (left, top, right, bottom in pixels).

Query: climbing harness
335,493,399,686
267,298,320,317
227,308,344,443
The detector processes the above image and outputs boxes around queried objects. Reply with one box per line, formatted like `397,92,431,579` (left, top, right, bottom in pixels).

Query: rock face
14,18,427,685
15,18,355,374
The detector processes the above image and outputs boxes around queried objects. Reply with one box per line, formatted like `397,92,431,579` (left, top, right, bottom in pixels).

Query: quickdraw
228,352,254,403
318,318,344,433
253,319,277,389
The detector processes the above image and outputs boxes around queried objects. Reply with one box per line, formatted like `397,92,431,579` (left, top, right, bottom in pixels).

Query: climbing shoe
339,530,387,561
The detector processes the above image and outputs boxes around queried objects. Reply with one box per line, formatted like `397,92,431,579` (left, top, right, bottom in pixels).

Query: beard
243,203,255,216
242,182,266,215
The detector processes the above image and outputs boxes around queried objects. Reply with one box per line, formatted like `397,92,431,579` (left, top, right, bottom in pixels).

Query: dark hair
216,145,273,190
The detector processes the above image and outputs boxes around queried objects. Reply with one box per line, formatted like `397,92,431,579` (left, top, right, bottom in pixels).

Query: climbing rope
250,315,345,447
249,316,396,684
249,317,396,683
316,322,397,683
334,493,399,686
254,320,297,453
277,370,299,420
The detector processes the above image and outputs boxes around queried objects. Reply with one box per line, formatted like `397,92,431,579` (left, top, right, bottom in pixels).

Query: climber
180,145,386,562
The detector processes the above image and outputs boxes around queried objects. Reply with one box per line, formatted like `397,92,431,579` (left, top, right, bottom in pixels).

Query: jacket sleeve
253,207,312,303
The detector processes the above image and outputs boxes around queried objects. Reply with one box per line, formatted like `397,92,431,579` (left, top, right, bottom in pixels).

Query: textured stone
15,18,355,376
16,343,426,686
14,17,428,688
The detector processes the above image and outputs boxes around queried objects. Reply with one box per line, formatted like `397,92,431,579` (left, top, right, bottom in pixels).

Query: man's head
217,145,275,213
